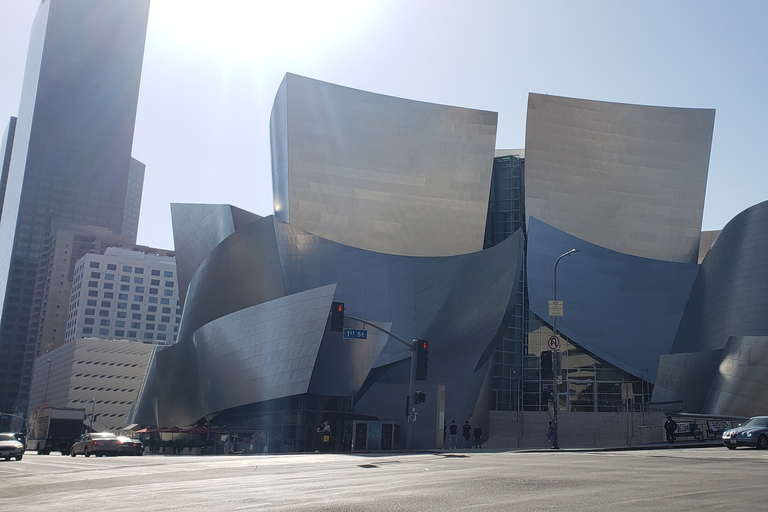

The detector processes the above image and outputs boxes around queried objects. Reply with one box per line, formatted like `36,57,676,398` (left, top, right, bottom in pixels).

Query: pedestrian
547,421,554,448
448,420,458,449
690,419,704,441
462,420,472,448
473,424,483,449
316,420,331,452
443,422,447,448
664,416,677,444
258,431,267,453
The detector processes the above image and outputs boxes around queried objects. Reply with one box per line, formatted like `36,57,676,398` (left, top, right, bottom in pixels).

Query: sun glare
149,0,376,62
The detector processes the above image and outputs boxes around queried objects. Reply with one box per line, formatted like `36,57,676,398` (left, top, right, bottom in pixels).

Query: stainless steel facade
524,93,714,264
270,73,498,257
132,211,522,448
653,201,768,416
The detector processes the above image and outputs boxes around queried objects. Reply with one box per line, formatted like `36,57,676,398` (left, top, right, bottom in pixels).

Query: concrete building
65,248,181,346
0,0,150,416
26,337,156,433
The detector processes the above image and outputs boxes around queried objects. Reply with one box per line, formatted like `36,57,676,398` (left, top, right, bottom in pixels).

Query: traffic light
540,351,553,379
414,391,426,404
415,339,429,381
330,302,345,331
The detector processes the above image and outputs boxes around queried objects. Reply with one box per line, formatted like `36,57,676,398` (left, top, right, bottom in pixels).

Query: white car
0,433,24,461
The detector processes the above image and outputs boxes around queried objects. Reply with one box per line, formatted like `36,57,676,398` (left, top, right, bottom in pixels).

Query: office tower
0,0,150,415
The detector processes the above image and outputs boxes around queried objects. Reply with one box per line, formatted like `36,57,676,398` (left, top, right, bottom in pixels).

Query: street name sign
343,328,368,339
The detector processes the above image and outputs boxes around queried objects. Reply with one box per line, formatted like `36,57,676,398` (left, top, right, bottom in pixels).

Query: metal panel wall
525,93,714,263
271,73,498,257
526,217,699,382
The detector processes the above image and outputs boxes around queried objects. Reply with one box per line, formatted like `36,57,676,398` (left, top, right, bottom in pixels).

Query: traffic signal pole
343,313,419,450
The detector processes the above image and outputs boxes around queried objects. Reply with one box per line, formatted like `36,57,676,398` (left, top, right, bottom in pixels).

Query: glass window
151,279,160,286
116,312,127,319
164,289,173,296
130,304,140,311
117,303,127,309
148,297,158,303
107,264,117,271
162,307,171,314
144,332,153,339
87,299,97,306
146,323,155,330
115,320,125,328
90,272,101,279
100,319,110,326
115,330,124,337
101,301,111,308
135,267,144,274
88,290,98,297
85,308,95,316
134,295,144,302
161,316,170,323
160,298,170,305
147,305,157,312
120,275,130,282
120,284,130,291
122,266,132,272
88,281,98,288
103,292,113,299
149,288,158,295
131,322,141,329
164,271,173,278
157,333,167,341
103,283,113,290
118,293,128,300
165,281,174,288
146,314,155,321
134,277,143,284
98,310,109,317
151,269,160,276
132,313,141,320
135,286,145,293
104,273,114,280
127,331,137,337
84,318,94,325
83,327,93,334
89,262,100,269
157,324,167,331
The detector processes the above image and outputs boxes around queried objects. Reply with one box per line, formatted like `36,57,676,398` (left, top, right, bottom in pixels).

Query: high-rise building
0,0,150,415
65,247,181,346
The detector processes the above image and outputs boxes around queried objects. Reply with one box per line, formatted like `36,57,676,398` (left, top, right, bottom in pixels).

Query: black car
722,416,768,449
116,436,144,456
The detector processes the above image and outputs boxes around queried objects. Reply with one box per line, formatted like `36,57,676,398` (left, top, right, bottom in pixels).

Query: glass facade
485,154,652,412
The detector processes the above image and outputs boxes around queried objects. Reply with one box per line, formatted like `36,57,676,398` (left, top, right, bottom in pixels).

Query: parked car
70,432,121,457
116,436,143,456
0,433,24,461
722,416,768,449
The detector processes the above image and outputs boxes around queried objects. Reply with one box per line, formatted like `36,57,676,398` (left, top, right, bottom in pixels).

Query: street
0,447,762,511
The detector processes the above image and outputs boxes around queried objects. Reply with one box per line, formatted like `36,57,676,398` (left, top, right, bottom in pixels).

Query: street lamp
89,397,96,432
43,359,52,404
551,248,579,449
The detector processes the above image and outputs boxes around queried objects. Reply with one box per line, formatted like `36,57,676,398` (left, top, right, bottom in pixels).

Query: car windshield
91,433,117,440
0,433,16,441
742,417,768,428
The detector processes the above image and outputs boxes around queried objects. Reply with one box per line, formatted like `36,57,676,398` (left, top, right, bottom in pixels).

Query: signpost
547,335,560,351
343,328,368,340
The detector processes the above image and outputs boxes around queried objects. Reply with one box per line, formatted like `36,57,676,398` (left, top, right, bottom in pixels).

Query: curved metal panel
525,93,714,263
171,203,262,304
526,217,699,382
271,73,498,257
704,336,768,417
178,216,287,341
672,200,768,354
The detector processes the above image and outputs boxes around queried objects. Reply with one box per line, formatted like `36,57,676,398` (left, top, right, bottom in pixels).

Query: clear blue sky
1,0,766,251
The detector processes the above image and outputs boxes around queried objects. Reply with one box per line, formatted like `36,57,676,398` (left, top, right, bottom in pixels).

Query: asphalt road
0,447,764,511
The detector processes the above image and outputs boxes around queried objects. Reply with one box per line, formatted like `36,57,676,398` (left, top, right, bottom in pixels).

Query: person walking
473,424,483,449
448,420,458,449
547,421,554,448
664,416,677,444
462,420,472,449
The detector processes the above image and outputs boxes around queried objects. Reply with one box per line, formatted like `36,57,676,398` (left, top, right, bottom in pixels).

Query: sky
1,0,767,251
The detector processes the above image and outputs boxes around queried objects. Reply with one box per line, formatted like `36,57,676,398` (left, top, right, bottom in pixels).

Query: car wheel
15,455,22,461
71,450,76,457
84,447,90,457
757,435,768,449
4,456,9,461
726,444,737,450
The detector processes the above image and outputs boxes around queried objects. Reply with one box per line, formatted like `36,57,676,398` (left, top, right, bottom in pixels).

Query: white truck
26,407,86,455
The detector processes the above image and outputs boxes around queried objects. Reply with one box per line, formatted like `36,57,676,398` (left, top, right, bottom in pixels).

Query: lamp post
89,397,96,432
551,248,579,450
43,359,52,404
